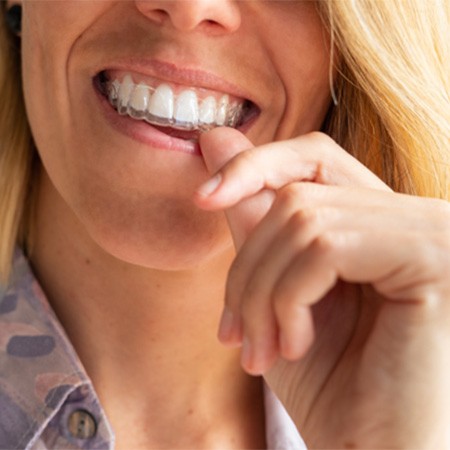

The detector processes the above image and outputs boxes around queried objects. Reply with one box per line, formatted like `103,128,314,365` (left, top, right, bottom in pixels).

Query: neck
29,171,266,449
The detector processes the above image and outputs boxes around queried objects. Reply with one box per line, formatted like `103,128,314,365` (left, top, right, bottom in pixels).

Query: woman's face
20,1,332,268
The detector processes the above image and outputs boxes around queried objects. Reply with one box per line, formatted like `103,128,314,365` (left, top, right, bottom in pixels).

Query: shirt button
67,409,97,439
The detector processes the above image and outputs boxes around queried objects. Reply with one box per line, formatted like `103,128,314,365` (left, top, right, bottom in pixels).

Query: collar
0,249,113,449
264,384,305,449
0,249,305,449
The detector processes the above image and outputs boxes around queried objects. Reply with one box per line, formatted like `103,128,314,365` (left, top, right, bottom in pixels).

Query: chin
82,200,235,272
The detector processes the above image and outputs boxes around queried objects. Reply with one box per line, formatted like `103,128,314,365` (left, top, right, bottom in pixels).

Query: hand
194,128,450,448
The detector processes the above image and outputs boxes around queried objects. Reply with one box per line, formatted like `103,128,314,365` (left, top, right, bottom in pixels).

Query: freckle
188,408,193,415
85,258,91,265
344,442,356,449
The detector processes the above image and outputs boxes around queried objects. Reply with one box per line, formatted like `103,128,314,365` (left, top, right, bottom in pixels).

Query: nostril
135,6,170,25
135,1,240,34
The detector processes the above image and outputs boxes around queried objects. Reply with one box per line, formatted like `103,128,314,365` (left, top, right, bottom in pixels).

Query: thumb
198,128,275,250
200,127,254,174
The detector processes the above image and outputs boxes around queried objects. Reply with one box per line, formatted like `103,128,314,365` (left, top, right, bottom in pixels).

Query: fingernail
242,337,274,376
197,173,222,197
218,307,235,343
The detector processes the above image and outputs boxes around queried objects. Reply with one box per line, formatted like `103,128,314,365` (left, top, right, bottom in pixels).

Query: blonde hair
318,0,450,198
0,0,449,284
0,1,36,285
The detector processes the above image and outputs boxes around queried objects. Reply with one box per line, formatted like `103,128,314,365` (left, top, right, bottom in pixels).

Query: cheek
261,8,332,138
21,1,114,138
281,54,331,136
21,2,107,181
21,3,234,268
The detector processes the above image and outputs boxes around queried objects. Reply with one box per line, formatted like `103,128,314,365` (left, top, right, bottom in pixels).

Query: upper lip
94,58,258,108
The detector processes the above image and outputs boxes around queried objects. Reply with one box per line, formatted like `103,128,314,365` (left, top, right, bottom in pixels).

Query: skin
18,1,330,448
197,129,450,447
12,0,450,448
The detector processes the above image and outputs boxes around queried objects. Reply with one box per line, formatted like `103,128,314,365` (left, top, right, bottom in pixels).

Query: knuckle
290,206,333,229
276,183,301,206
273,289,301,322
427,234,450,277
414,236,434,260
288,209,311,230
236,147,266,176
234,148,266,188
417,198,450,230
422,199,450,251
287,208,337,251
235,148,257,168
287,208,321,236
313,232,339,256
276,182,318,208
225,149,256,179
306,131,336,149
436,198,450,223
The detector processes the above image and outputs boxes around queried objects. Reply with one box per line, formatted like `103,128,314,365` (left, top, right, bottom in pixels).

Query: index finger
196,130,391,211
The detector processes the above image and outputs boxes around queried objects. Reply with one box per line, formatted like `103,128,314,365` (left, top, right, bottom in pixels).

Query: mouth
94,70,260,141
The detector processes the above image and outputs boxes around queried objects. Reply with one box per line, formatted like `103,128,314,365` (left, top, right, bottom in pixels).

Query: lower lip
94,83,202,156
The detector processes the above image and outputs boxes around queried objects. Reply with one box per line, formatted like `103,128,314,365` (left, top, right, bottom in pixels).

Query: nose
135,0,241,34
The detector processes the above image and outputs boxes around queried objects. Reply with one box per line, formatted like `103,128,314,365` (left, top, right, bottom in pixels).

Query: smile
96,70,257,133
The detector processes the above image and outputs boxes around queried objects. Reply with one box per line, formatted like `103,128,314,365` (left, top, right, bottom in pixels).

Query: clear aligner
106,78,245,132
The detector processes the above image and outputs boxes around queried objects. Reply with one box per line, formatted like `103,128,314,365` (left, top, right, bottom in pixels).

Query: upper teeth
106,75,245,131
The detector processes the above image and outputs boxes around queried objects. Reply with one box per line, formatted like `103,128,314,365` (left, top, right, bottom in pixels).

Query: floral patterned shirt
0,249,305,449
